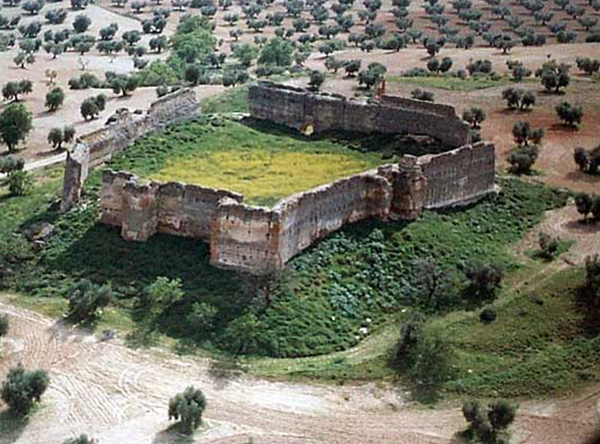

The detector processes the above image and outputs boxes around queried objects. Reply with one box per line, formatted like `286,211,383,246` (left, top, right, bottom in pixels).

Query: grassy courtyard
109,117,385,206
149,123,383,207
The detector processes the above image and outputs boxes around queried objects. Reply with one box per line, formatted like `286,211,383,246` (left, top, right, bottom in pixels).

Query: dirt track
0,299,598,444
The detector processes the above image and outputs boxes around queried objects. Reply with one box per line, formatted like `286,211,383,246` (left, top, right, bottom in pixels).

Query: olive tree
1,364,49,416
168,386,207,434
0,103,32,152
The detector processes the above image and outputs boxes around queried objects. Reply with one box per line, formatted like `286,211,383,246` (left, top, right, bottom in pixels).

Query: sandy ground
0,296,598,444
0,2,225,162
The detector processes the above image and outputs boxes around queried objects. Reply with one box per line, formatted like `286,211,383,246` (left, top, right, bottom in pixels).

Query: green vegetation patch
200,85,250,114
107,117,436,206
440,267,600,398
389,75,512,91
150,128,382,206
0,158,567,361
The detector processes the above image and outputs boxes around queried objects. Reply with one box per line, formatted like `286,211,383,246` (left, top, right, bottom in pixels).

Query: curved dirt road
0,300,598,444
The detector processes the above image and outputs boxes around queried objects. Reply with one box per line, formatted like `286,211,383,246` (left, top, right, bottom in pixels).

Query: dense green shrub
1,364,49,416
461,399,517,444
0,314,8,336
168,386,207,434
65,279,112,323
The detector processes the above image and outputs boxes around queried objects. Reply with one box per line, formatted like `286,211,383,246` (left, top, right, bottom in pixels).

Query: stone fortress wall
60,88,200,212
248,82,472,148
61,83,496,274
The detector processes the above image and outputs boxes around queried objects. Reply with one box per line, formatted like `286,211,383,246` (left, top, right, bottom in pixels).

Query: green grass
437,267,600,398
0,116,569,366
389,75,513,91
148,120,383,206
200,85,250,114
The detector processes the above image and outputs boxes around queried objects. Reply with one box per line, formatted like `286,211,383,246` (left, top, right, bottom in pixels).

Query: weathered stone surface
418,142,496,209
87,83,495,275
248,82,471,148
60,89,200,212
99,170,244,241
23,222,55,242
60,143,90,213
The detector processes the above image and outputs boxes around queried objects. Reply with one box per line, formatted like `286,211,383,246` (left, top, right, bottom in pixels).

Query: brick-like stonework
248,82,471,148
60,88,200,212
64,82,495,274
99,141,495,274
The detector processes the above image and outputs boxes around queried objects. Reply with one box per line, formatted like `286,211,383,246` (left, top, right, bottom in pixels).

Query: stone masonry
99,140,495,274
64,82,496,274
248,81,472,148
60,88,200,212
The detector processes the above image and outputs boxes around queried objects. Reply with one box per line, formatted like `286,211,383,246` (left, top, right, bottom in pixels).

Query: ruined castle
61,82,496,274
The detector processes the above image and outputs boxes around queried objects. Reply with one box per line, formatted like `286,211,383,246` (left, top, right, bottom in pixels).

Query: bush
72,14,91,33
538,232,559,259
0,103,32,152
512,121,543,146
411,88,435,102
80,94,106,120
575,193,593,220
68,73,101,90
168,386,207,434
479,307,497,324
507,145,540,174
308,70,325,91
62,434,97,444
555,101,583,128
47,126,75,150
410,258,458,313
462,107,486,128
6,170,33,196
1,364,49,416
408,325,456,389
110,74,140,97
145,277,184,322
466,59,493,76
461,399,518,444
465,263,504,301
536,60,570,93
45,87,65,111
501,88,535,110
573,145,600,174
65,279,113,323
258,37,294,67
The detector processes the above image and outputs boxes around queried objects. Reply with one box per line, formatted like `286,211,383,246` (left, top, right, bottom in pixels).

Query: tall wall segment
60,88,200,212
248,82,472,148
62,82,496,274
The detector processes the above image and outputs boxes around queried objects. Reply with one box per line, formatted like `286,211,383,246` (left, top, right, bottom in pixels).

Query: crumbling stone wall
210,199,284,273
60,88,199,212
99,170,243,242
98,141,495,274
274,171,392,265
249,82,471,148
418,142,495,209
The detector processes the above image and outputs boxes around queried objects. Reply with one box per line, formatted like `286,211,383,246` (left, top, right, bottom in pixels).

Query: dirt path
0,299,598,444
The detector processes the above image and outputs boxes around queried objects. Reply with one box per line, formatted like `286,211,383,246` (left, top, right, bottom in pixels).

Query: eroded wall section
249,82,471,148
60,88,200,212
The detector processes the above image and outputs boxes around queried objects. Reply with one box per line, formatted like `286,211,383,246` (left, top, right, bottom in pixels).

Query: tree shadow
152,423,195,444
0,410,28,444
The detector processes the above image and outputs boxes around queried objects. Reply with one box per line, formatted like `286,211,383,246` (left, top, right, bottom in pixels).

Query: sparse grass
389,75,513,91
